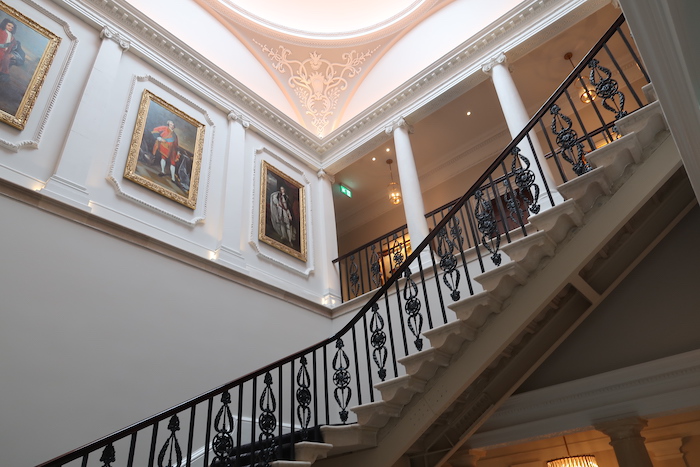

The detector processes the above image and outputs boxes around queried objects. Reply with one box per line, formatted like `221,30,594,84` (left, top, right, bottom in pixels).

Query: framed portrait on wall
259,161,307,261
124,90,205,209
0,1,61,130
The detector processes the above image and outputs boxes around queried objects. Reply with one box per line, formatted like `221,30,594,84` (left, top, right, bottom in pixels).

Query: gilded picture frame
0,1,61,130
124,90,205,209
259,161,307,261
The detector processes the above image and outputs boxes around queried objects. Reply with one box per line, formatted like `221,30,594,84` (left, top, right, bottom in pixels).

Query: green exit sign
339,185,352,198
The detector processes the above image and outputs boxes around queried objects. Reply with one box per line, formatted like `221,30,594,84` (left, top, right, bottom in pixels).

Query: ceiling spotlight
466,111,472,116
372,157,376,161
386,148,391,152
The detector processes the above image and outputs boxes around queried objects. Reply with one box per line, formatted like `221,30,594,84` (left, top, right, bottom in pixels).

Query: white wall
0,193,334,467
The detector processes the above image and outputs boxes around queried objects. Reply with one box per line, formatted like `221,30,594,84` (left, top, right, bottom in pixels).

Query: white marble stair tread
473,262,529,301
375,375,427,405
448,291,503,328
398,348,451,381
528,199,584,244
500,230,556,273
320,425,377,456
615,100,667,148
295,442,333,463
423,320,477,355
586,133,643,184
351,401,403,428
556,166,611,213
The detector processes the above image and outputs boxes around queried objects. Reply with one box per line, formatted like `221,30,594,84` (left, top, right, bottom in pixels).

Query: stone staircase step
528,199,584,244
557,166,612,212
270,462,312,467
398,348,451,381
587,133,643,185
449,291,503,328
616,100,666,148
375,375,427,405
501,230,556,273
474,262,529,301
295,442,333,464
350,401,403,428
319,425,377,456
423,320,477,355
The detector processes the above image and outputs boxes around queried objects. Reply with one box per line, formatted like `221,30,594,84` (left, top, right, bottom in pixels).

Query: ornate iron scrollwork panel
332,339,351,423
509,146,540,215
257,373,277,466
589,58,627,134
369,303,388,381
211,391,235,467
370,244,381,288
436,221,461,302
402,266,424,351
158,415,183,467
296,356,312,440
474,189,502,266
348,255,360,297
549,104,590,176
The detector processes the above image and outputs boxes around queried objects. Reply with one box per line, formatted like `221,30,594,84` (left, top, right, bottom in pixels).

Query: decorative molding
228,110,251,129
0,0,78,152
249,146,315,277
107,75,214,226
481,52,508,74
384,117,414,136
470,349,700,449
316,169,335,184
254,42,379,137
100,26,130,50
54,0,607,168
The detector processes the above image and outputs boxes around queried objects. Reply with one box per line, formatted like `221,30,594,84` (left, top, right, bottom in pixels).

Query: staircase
310,93,693,467
37,15,698,467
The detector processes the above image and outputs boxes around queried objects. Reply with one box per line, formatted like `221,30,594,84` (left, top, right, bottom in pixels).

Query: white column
216,111,249,272
595,416,654,467
482,52,561,208
316,169,341,307
42,27,130,210
386,118,430,249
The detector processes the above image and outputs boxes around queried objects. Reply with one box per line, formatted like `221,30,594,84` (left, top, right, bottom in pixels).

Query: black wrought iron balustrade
38,14,650,467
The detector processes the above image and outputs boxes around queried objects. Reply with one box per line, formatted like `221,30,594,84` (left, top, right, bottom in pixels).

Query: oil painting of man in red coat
152,120,180,181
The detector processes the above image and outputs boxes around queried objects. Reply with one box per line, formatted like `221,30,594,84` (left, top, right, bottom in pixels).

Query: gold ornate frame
124,90,205,209
0,1,60,130
258,161,307,261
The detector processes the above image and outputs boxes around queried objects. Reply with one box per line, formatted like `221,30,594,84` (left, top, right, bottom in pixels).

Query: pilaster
316,168,341,307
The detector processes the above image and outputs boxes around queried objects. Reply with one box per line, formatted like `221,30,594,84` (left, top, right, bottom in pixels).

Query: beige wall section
0,193,333,467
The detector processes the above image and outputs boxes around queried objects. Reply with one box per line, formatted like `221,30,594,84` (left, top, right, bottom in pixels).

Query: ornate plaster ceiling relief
255,42,380,137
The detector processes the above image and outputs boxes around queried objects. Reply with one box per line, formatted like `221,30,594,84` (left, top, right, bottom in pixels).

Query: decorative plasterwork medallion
255,41,378,137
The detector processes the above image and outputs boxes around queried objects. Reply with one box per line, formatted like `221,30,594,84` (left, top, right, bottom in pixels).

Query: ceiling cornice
55,0,610,172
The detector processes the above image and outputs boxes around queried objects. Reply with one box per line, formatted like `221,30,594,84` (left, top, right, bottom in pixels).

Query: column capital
595,416,648,440
228,111,250,128
385,117,414,135
481,52,507,74
100,27,130,51
317,168,335,183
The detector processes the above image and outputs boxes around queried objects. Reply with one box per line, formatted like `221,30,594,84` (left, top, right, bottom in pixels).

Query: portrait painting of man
259,161,307,261
123,90,205,209
0,2,60,130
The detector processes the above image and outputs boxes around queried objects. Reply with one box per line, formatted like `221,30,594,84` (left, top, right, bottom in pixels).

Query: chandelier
386,159,401,205
547,436,599,467
564,52,597,104
547,455,599,467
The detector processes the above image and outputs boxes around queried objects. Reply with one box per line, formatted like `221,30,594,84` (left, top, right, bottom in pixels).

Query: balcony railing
38,14,650,467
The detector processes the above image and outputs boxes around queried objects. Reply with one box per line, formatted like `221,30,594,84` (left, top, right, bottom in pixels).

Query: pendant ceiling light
564,52,597,104
386,159,401,205
547,436,599,467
